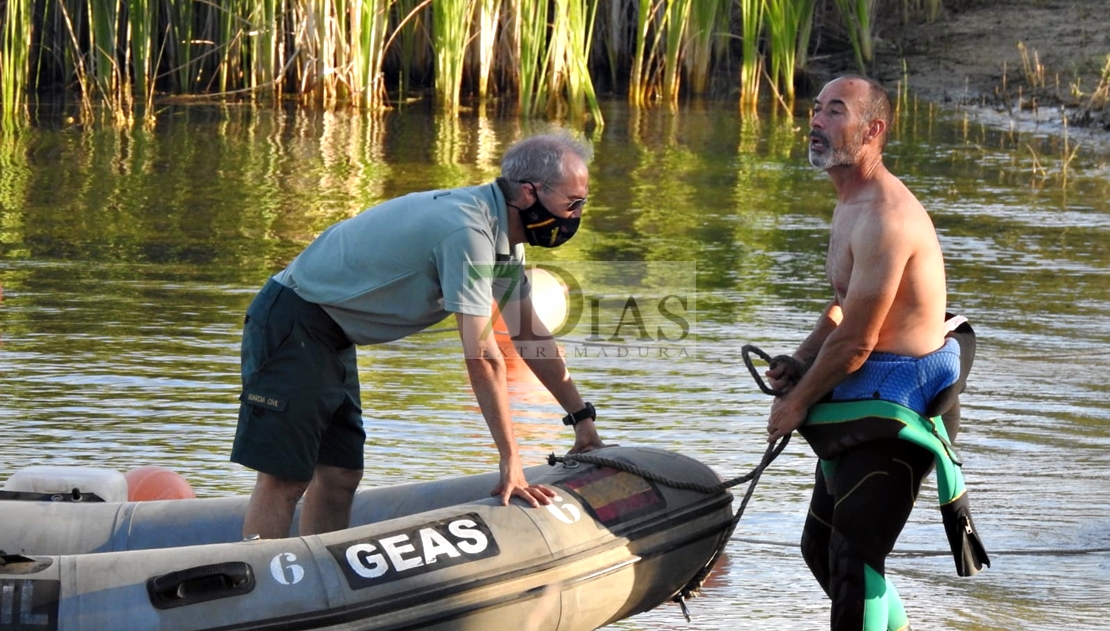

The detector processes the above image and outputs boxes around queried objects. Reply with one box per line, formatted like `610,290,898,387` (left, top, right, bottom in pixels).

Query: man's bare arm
766,208,910,440
457,311,555,507
502,296,605,453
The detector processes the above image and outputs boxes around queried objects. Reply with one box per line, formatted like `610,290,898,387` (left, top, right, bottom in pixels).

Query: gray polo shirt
273,182,527,345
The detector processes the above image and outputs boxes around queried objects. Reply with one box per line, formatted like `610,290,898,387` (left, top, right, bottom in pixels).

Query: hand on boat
568,418,611,454
492,458,557,508
490,479,557,508
568,437,610,454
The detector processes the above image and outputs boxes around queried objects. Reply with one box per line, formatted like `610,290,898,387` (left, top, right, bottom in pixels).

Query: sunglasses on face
517,180,587,213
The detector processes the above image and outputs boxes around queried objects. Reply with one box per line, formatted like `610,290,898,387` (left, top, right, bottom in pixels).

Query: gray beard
809,135,863,169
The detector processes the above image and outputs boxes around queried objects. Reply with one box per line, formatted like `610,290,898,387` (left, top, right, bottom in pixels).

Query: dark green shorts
230,278,363,481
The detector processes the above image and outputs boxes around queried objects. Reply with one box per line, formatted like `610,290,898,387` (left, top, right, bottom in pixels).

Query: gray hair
500,132,593,197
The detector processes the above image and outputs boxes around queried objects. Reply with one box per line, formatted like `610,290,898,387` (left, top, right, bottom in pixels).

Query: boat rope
732,536,1110,557
546,344,793,622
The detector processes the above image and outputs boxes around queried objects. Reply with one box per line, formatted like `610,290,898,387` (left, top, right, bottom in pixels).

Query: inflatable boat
0,446,734,631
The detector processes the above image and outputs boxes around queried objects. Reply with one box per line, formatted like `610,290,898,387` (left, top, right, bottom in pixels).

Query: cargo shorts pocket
239,390,288,412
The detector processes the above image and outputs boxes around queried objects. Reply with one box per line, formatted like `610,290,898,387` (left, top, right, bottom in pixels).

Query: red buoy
124,466,196,501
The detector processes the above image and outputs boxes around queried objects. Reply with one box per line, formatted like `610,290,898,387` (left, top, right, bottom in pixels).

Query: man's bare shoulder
856,173,931,231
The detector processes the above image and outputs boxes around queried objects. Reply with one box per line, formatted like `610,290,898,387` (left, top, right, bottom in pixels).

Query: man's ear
865,118,887,144
525,182,541,205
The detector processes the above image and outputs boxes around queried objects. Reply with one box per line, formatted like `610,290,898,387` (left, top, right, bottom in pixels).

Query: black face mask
514,185,581,248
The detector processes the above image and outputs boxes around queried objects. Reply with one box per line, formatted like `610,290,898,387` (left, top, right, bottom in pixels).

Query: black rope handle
742,344,809,397
741,345,783,396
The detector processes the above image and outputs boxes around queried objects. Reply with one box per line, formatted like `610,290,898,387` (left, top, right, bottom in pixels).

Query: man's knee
254,472,311,505
312,465,363,496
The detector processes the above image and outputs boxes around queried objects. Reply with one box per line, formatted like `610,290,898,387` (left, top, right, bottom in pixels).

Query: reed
685,0,728,96
627,0,654,107
1085,55,1110,112
164,0,199,93
661,0,691,107
598,0,628,92
351,0,395,108
834,0,878,71
763,0,791,108
252,0,281,95
217,0,241,94
433,0,476,114
1059,115,1079,187
737,0,764,111
1017,42,1046,90
516,0,551,116
794,0,817,73
1,0,34,127
55,0,96,118
128,0,158,115
474,0,500,101
550,0,603,123
84,0,136,123
391,0,430,100
547,0,570,114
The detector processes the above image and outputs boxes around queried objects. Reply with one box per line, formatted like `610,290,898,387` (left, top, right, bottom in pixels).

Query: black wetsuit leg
800,439,935,630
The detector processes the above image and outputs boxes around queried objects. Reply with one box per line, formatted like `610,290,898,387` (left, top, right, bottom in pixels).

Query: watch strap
562,402,596,426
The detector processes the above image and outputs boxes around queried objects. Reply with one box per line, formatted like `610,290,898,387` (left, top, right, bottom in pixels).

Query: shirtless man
765,75,966,630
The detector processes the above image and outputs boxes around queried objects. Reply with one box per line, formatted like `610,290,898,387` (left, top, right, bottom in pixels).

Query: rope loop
742,344,807,397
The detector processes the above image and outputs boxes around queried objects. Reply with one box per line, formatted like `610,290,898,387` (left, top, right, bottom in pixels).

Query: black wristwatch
562,402,596,427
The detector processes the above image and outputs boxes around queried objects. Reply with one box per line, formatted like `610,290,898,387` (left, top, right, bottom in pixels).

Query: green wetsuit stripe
807,399,966,504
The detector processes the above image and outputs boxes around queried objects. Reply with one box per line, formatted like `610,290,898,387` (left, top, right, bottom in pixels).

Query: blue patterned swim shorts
829,337,960,415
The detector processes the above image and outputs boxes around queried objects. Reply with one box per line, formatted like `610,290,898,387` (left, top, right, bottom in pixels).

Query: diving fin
940,493,990,577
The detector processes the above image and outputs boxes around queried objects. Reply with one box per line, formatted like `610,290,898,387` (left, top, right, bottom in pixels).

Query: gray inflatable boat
0,446,734,631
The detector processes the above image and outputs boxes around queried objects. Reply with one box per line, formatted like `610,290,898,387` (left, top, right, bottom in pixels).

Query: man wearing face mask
231,131,606,540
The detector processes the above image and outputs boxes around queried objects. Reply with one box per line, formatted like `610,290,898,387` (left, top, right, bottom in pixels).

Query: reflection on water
1,99,1109,630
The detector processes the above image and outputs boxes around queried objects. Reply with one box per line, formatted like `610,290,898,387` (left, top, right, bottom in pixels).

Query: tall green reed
517,0,552,117
764,0,816,110
834,0,878,71
685,0,728,96
738,0,765,111
474,0,500,102
433,0,476,114
164,0,199,94
549,0,603,123
1,0,34,127
661,0,691,107
356,0,397,109
627,0,693,107
628,0,654,106
128,0,158,115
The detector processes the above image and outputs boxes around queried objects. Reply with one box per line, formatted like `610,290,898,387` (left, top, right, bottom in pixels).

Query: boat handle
147,562,255,609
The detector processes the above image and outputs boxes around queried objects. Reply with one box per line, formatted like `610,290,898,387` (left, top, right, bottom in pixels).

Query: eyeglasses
541,182,587,213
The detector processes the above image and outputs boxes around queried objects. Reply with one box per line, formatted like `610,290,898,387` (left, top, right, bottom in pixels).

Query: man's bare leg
242,472,310,539
299,464,363,536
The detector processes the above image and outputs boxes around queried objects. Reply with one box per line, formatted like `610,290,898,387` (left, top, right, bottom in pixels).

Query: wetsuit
798,323,987,631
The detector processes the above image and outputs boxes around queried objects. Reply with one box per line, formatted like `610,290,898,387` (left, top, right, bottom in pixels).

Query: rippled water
1,99,1109,630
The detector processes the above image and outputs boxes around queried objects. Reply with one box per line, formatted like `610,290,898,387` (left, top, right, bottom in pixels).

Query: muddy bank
810,0,1110,135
